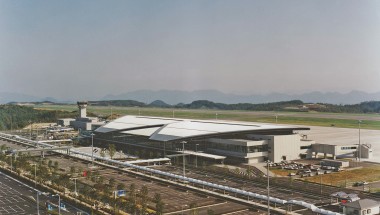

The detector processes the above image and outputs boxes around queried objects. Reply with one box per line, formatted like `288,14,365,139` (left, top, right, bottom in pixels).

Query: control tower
77,101,88,118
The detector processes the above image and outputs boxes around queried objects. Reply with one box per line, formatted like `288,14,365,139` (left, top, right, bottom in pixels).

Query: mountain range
101,90,380,105
1,90,380,105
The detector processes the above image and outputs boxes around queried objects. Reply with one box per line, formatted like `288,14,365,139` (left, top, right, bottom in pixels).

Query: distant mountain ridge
102,90,380,105
90,99,380,113
1,90,380,105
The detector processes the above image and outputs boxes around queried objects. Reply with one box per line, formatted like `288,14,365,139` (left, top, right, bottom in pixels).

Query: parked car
354,181,369,186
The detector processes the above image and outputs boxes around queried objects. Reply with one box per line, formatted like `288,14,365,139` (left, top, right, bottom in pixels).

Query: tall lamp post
358,120,362,162
52,194,61,215
31,163,37,187
267,159,270,215
36,191,41,215
195,144,199,168
71,178,78,196
181,141,186,177
91,133,95,166
29,120,32,140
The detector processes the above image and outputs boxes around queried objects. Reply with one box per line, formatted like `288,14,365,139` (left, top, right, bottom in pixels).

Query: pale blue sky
1,0,379,100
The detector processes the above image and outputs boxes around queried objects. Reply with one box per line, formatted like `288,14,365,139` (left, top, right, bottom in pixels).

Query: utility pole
36,192,40,215
32,164,37,187
267,160,270,215
181,141,186,178
195,144,199,168
29,120,32,140
91,133,95,167
358,120,362,162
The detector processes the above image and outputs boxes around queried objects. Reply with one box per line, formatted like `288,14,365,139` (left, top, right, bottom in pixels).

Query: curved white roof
95,115,309,142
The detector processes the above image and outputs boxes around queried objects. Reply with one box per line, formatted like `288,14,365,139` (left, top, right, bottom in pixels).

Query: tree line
89,99,380,113
0,105,77,130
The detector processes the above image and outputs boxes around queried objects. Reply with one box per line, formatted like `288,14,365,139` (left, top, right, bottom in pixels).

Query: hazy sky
1,0,379,100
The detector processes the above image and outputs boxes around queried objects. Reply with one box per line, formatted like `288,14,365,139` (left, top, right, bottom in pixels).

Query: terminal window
341,146,357,150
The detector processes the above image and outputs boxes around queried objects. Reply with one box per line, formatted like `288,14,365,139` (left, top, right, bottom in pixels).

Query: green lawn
34,104,380,130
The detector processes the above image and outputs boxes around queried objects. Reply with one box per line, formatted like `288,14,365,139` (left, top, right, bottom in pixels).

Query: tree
128,183,137,214
0,144,6,153
189,202,198,215
140,185,149,215
100,148,106,158
154,193,164,215
48,160,53,168
70,166,76,175
108,177,116,189
53,161,59,171
207,209,215,215
116,183,125,191
246,166,253,179
108,144,116,159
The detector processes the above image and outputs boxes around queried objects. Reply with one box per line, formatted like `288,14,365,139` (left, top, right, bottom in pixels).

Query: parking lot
0,171,43,215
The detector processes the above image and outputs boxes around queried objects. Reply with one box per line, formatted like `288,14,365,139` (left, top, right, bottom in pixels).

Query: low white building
343,199,380,215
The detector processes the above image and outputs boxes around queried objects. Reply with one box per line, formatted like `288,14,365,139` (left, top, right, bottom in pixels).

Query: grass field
305,165,380,188
33,104,380,130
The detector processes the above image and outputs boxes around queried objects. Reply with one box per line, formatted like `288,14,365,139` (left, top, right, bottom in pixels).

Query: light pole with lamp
91,133,95,167
51,194,61,215
181,141,186,177
358,120,362,162
31,163,37,187
36,191,41,215
7,154,13,172
70,178,78,196
29,120,32,140
195,144,199,168
267,159,270,215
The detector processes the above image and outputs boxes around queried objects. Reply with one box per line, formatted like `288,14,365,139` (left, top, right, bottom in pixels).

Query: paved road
0,171,88,215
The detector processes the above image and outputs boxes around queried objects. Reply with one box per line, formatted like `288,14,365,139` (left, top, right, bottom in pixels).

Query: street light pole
91,133,95,166
71,178,78,195
195,144,199,168
36,192,40,215
267,160,270,215
358,120,362,162
29,120,32,140
52,194,61,215
181,141,186,178
32,164,37,187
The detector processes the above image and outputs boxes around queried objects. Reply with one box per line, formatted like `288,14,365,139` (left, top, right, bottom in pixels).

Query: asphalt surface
0,170,88,215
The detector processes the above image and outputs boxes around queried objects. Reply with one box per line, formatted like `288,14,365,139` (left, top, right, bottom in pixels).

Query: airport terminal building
93,115,322,163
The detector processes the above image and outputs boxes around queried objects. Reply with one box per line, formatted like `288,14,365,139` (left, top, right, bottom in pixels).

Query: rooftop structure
95,115,309,141
343,199,380,215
